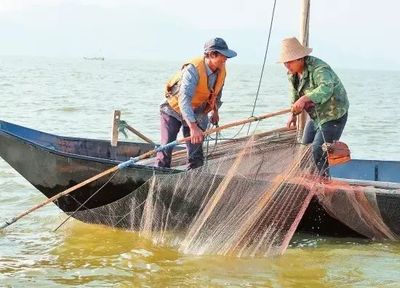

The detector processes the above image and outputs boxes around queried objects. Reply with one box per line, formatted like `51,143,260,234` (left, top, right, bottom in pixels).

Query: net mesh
69,130,399,257
315,180,398,240
69,132,317,256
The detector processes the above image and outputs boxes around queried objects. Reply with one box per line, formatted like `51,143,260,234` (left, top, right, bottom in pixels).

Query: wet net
69,131,317,256
315,180,398,240
69,130,399,257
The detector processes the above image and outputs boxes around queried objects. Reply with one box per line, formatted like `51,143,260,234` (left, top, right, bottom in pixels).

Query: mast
297,0,310,141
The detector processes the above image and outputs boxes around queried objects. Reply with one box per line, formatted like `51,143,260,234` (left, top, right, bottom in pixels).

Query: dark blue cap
204,37,237,58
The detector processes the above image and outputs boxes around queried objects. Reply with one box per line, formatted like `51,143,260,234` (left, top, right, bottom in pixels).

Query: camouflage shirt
288,56,349,126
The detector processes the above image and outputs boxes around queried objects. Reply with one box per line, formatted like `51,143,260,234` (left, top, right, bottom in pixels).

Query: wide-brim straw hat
278,37,312,63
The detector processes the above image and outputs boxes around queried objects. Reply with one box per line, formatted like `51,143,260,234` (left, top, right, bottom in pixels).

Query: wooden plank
333,177,400,190
111,110,121,147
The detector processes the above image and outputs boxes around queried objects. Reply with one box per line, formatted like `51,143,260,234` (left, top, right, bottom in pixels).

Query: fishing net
315,180,398,240
70,131,320,256
68,130,399,257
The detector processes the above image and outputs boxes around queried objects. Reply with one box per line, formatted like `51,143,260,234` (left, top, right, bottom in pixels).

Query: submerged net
70,131,320,256
69,130,399,257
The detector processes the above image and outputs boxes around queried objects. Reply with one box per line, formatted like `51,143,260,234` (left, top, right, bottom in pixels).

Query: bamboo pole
300,0,310,48
123,123,155,145
118,108,291,167
297,0,311,142
0,108,291,230
0,166,119,230
161,126,296,166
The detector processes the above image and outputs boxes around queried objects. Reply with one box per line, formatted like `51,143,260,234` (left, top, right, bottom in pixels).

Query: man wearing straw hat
156,37,237,169
279,37,349,176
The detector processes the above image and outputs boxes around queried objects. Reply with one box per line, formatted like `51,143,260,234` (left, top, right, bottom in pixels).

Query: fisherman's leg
156,112,181,168
182,125,204,170
320,113,348,143
302,119,317,145
301,118,328,175
301,119,320,171
309,128,327,176
314,113,348,176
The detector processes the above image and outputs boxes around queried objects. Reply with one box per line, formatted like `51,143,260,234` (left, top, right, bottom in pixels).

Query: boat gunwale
0,120,181,174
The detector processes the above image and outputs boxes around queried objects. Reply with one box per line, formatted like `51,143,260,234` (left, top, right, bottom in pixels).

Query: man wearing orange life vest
156,37,237,169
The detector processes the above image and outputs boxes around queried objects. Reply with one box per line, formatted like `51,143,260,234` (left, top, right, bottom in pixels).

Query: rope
314,111,330,177
204,123,219,162
247,0,278,135
53,170,120,231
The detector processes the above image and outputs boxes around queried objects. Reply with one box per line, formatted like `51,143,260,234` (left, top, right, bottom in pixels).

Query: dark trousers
302,113,348,176
156,112,204,169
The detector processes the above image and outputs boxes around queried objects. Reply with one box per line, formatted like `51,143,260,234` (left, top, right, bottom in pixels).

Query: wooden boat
0,120,178,212
1,119,399,237
83,57,105,61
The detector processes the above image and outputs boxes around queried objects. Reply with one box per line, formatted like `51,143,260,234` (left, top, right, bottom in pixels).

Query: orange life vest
165,56,226,114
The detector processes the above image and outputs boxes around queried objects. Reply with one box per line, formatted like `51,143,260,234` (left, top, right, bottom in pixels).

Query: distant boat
83,57,105,61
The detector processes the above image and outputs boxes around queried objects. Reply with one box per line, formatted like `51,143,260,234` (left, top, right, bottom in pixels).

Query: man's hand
291,95,312,115
287,113,297,128
210,110,219,125
188,122,204,144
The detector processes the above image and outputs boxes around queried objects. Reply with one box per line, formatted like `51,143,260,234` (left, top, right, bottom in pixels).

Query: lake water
0,56,399,287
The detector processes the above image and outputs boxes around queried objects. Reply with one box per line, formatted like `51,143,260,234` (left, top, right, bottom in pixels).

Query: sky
1,0,399,70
